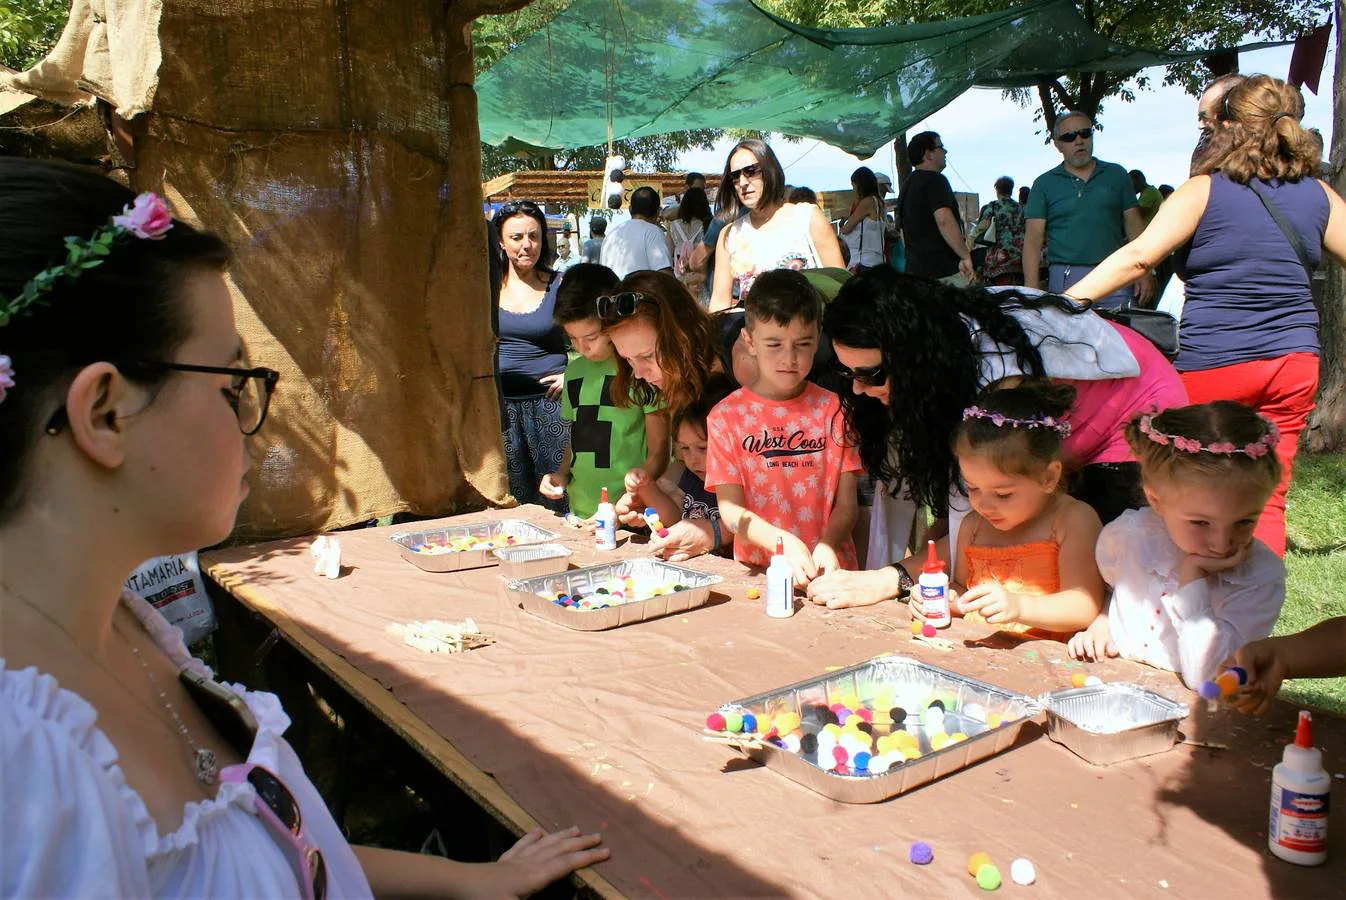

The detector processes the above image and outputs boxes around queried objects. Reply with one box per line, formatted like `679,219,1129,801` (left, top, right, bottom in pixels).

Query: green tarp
477,0,1287,157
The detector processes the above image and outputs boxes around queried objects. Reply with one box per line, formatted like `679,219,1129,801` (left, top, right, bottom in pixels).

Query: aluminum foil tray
1045,683,1189,766
507,559,722,631
716,656,1036,803
391,520,559,573
492,543,572,580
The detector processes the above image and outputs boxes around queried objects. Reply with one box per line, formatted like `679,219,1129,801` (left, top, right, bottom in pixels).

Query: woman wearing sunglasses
492,200,569,510
707,140,844,313
0,161,606,897
804,267,1186,611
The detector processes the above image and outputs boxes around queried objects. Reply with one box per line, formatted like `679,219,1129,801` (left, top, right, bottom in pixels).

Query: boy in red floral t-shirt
705,270,863,586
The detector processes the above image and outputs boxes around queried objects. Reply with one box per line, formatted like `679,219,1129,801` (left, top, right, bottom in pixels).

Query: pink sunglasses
221,764,328,899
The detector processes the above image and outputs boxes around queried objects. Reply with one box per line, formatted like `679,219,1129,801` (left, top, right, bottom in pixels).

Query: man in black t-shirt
897,131,974,284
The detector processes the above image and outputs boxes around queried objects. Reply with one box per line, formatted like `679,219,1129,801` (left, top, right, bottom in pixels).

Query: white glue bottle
917,540,951,629
1269,710,1330,865
765,538,794,618
594,487,617,551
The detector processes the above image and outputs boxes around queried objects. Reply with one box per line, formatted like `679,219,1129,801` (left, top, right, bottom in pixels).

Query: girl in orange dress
950,380,1107,635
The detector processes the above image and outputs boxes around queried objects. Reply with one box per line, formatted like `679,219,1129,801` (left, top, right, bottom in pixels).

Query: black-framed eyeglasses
834,360,887,387
596,291,646,320
729,163,762,183
44,361,280,437
1055,128,1093,143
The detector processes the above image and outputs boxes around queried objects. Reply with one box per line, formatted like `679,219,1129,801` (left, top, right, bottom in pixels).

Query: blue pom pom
741,713,758,733
853,751,871,770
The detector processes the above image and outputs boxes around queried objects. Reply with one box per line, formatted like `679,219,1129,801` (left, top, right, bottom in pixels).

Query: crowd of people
1,68,1343,896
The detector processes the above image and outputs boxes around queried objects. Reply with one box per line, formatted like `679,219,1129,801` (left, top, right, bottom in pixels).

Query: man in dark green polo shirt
1022,111,1154,308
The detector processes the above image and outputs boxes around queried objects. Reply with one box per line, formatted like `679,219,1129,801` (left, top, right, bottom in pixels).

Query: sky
673,31,1338,203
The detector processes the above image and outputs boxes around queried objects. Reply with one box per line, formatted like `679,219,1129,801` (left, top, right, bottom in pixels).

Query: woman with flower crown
1069,401,1286,687
0,159,606,897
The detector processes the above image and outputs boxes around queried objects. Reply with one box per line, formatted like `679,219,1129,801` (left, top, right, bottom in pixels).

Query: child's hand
957,582,1022,625
811,543,842,576
1227,637,1290,716
614,490,642,526
650,519,715,562
1068,616,1118,662
538,472,568,501
624,468,651,497
1184,541,1254,578
488,825,610,898
780,534,819,587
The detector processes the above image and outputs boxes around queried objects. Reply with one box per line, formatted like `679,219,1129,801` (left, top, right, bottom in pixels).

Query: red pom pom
706,712,726,731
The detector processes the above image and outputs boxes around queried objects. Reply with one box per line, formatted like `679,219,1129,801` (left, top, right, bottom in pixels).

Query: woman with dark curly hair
805,267,1187,609
1067,74,1346,557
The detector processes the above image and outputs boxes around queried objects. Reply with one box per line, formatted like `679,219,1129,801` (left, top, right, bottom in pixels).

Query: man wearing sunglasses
1023,111,1154,308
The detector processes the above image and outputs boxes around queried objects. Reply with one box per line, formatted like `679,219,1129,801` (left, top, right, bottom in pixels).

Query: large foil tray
506,558,722,631
391,520,559,573
717,656,1036,803
1045,683,1189,766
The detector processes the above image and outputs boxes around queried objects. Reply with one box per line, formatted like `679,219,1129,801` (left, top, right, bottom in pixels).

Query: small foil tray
716,656,1036,803
506,559,722,631
492,543,572,580
391,520,559,573
1045,683,1189,766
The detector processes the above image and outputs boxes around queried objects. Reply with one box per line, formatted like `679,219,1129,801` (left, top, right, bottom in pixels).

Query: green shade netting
477,0,1286,157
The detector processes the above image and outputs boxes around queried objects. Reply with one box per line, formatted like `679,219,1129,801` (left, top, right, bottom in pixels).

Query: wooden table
202,505,1345,899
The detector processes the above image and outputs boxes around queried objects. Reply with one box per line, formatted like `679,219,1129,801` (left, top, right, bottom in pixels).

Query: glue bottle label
1270,786,1330,854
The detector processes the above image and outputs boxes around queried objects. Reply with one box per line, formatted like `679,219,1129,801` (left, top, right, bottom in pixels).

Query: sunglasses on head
1055,128,1093,143
729,163,763,183
596,291,646,320
222,764,327,900
834,360,887,387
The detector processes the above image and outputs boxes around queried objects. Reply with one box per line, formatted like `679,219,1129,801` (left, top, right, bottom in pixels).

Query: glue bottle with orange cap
765,538,793,618
1269,710,1330,866
917,540,950,629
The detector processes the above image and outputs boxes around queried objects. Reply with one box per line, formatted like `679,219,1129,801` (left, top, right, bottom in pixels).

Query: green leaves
1,225,123,330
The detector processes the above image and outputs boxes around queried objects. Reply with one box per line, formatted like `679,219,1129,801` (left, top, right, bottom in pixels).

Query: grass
1278,451,1346,716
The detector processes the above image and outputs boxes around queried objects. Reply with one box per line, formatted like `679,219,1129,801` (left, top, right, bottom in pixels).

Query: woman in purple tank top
1067,75,1346,556
493,201,569,509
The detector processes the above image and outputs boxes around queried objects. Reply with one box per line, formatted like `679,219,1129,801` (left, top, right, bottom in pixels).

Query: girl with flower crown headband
0,159,606,898
1069,401,1286,688
941,380,1106,636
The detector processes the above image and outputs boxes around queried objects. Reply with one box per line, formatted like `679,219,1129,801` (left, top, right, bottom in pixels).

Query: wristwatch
890,563,914,600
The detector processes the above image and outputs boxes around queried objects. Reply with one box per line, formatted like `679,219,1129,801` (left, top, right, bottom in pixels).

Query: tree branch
449,0,535,29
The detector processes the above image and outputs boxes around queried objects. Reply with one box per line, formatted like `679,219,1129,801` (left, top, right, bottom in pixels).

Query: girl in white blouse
1068,401,1286,688
0,160,606,898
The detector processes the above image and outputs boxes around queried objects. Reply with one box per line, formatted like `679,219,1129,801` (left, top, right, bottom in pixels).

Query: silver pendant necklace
116,621,220,785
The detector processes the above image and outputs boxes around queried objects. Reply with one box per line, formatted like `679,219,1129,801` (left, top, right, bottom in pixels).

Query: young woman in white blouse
1068,402,1286,687
0,160,606,898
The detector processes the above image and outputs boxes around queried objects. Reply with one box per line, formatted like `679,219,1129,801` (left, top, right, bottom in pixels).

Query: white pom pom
1011,857,1036,885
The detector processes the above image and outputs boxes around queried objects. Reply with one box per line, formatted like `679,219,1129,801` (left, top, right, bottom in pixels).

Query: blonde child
539,264,668,519
626,374,735,560
1069,401,1286,688
949,381,1105,634
704,270,862,586
1229,618,1346,716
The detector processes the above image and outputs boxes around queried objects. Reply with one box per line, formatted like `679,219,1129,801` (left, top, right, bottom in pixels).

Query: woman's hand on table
539,372,564,402
649,519,714,562
484,826,609,898
805,568,900,609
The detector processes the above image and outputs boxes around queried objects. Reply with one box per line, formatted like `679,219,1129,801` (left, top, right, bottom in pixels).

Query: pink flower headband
962,406,1072,437
0,192,173,404
1138,413,1279,458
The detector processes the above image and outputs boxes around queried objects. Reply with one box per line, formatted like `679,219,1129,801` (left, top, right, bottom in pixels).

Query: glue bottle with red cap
594,487,617,551
917,540,950,629
765,538,794,618
1269,710,1330,865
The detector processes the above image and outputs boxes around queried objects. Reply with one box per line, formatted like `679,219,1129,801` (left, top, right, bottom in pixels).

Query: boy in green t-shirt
539,264,668,520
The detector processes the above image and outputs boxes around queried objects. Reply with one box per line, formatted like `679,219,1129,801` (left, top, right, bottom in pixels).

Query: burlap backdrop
3,0,512,540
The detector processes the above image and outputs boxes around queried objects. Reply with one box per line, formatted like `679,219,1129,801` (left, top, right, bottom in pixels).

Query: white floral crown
0,192,174,405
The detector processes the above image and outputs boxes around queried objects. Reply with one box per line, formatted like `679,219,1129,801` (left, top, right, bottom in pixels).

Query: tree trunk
1304,0,1345,452
894,132,911,189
